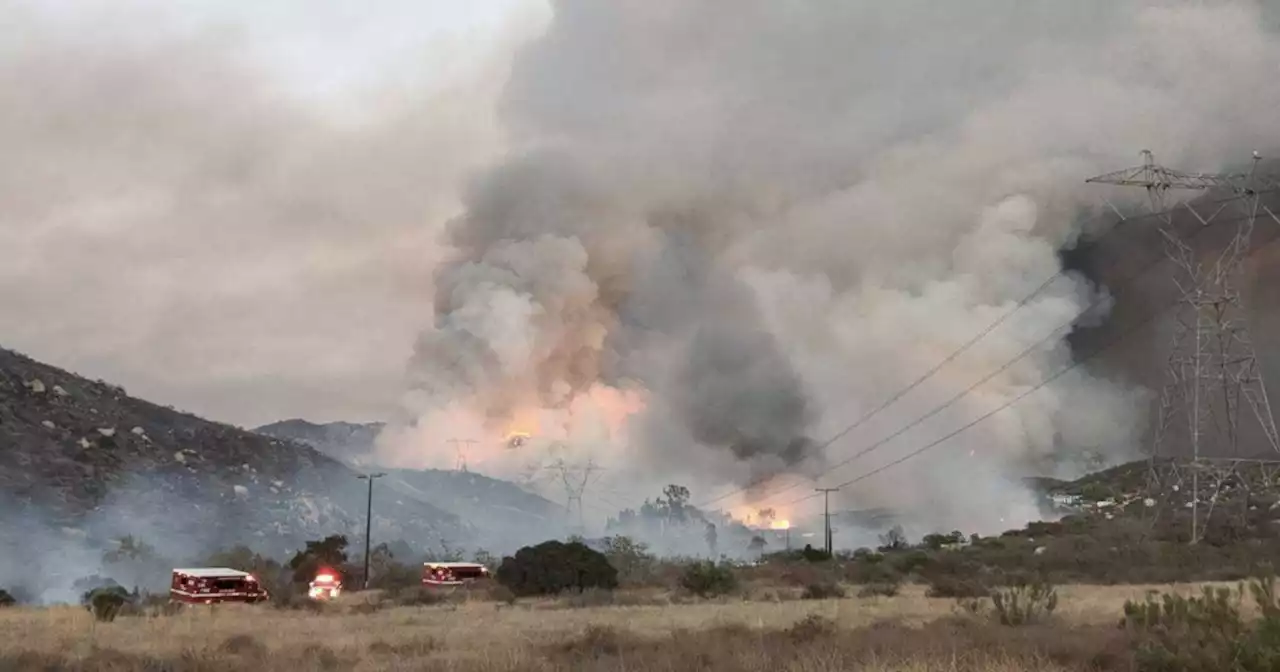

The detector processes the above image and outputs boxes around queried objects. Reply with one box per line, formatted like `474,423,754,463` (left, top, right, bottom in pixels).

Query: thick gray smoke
384,0,1280,536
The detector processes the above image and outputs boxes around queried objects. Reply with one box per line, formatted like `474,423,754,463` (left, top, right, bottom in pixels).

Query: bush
601,536,658,586
989,577,1058,626
679,561,738,598
787,614,838,643
487,584,517,605
801,582,846,600
800,545,832,563
0,590,15,607
857,581,900,598
496,540,618,597
84,586,131,622
926,575,989,599
1122,578,1280,671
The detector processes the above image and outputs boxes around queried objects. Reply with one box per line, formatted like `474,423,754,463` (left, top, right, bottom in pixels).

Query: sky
21,0,533,104
0,0,547,427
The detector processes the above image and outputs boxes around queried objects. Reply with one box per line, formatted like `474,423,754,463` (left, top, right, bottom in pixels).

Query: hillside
255,419,383,465
255,420,571,550
0,347,471,568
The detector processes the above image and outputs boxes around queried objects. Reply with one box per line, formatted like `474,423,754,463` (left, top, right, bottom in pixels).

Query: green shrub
496,540,618,597
601,536,659,586
800,545,832,563
1121,578,1280,671
989,577,1058,626
925,574,988,599
678,561,738,598
83,586,131,622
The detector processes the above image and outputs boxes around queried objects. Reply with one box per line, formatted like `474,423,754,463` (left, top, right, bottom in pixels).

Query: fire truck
170,568,269,605
422,562,490,587
308,571,343,601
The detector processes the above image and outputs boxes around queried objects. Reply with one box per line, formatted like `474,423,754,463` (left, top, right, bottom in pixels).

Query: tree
496,540,618,597
365,542,419,591
704,523,718,558
472,549,497,570
206,545,285,594
102,535,157,564
663,484,691,523
288,535,349,585
757,509,777,526
602,536,655,585
878,525,909,552
748,535,767,556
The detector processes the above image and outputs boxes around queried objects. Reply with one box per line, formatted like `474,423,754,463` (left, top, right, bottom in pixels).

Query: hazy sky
0,0,546,427
21,0,531,102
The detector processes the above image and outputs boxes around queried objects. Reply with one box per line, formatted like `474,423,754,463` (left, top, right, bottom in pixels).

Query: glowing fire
505,430,532,448
729,505,794,531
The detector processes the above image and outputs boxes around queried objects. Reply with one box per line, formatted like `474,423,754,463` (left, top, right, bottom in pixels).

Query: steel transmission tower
550,457,603,533
447,438,477,472
1086,150,1280,543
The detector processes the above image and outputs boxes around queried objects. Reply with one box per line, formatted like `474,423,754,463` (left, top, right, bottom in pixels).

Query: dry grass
0,583,1223,671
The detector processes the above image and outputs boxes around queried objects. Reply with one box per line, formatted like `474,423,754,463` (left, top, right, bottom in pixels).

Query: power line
773,216,1280,512
693,190,1267,511
702,200,1275,513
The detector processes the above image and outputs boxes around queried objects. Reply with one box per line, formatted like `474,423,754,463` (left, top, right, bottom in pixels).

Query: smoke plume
384,0,1280,535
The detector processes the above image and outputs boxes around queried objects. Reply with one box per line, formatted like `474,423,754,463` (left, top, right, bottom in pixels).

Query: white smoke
382,0,1280,537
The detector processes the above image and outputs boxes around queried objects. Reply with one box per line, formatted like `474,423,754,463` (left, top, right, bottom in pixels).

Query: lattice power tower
1086,150,1280,543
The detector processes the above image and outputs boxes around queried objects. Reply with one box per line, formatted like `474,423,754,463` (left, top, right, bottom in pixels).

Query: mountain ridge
0,346,470,570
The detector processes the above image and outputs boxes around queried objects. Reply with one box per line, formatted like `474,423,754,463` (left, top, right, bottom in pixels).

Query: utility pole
815,488,838,556
447,439,477,472
357,472,386,589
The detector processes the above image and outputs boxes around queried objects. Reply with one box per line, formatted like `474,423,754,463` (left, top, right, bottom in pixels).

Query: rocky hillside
0,347,470,563
255,419,383,465
255,419,570,551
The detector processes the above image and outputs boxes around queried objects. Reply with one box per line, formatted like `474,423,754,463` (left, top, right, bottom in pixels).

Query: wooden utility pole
357,472,386,589
815,488,838,556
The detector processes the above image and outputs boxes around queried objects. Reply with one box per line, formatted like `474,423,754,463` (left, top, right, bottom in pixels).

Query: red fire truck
308,570,343,601
422,562,490,587
169,567,269,604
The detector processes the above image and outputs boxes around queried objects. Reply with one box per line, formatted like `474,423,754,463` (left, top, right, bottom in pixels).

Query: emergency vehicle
169,568,268,604
422,562,490,587
308,571,343,601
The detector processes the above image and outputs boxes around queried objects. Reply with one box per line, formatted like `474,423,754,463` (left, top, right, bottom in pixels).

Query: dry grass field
0,583,1226,671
